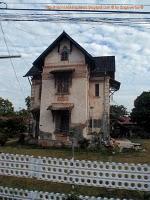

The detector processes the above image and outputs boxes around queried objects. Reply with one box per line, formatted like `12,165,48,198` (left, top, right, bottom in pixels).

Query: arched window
61,46,69,61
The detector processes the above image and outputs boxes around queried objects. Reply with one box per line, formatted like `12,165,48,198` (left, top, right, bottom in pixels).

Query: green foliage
110,105,128,121
0,132,8,146
0,97,30,140
131,91,150,132
69,126,84,145
16,108,30,118
110,105,128,137
0,117,27,138
88,131,103,150
65,185,81,200
65,194,81,200
0,97,14,116
78,138,89,149
25,96,31,110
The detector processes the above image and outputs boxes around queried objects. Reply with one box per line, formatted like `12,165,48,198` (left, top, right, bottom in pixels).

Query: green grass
0,176,149,200
0,139,150,164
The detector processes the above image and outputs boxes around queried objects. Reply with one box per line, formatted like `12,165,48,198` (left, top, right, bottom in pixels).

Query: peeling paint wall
39,39,89,143
31,79,42,109
31,38,111,146
89,78,105,119
45,38,85,66
89,76,110,137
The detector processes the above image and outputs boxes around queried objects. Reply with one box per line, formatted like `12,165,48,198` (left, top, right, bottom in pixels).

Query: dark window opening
95,84,99,97
55,72,71,94
32,112,40,138
61,46,69,61
55,110,70,133
89,118,92,128
94,119,101,128
89,119,101,128
39,85,42,100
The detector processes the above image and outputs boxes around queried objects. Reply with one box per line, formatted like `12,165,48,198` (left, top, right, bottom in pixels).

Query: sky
0,0,150,112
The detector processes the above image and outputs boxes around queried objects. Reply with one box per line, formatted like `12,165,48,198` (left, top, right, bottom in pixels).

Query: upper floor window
55,72,71,94
95,84,99,97
61,46,69,61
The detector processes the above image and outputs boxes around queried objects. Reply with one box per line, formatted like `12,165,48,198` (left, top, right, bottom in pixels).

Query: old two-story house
24,31,120,147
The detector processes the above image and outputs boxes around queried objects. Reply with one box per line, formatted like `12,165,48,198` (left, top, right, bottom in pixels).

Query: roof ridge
33,31,93,67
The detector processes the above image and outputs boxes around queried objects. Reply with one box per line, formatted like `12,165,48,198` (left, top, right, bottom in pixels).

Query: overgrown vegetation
65,186,81,200
110,94,150,139
0,97,14,116
110,105,128,121
131,91,150,133
0,96,30,146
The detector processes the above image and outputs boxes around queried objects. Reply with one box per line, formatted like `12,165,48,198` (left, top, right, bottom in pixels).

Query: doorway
55,110,70,134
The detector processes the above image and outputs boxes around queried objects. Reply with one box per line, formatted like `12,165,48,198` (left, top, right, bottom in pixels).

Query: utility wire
0,7,150,14
0,18,149,30
3,2,150,6
0,14,150,24
0,21,26,98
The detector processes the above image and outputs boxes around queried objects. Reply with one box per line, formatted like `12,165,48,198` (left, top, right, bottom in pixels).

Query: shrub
0,132,8,146
78,138,89,149
0,116,27,137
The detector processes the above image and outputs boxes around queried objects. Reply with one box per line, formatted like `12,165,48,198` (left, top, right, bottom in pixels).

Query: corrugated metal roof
92,56,115,72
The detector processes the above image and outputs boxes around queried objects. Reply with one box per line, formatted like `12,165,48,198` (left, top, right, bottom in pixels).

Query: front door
55,110,70,134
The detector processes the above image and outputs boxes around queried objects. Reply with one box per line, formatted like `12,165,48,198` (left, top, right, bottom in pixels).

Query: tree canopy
110,104,128,121
131,91,150,132
0,97,30,141
25,96,31,111
0,97,14,116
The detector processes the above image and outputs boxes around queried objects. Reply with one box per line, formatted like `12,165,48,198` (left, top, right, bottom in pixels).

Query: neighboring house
112,116,137,138
24,31,120,147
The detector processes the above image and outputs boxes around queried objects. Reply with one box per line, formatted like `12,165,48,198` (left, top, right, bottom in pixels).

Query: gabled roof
24,31,117,82
33,31,93,68
24,31,93,77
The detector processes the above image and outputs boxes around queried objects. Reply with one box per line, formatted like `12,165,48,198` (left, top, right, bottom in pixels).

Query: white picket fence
0,153,150,191
0,186,132,200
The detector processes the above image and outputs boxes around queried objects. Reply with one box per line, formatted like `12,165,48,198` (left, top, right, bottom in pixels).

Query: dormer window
61,46,69,61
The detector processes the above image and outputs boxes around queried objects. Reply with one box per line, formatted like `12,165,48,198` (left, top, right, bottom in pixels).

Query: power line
3,2,150,6
0,7,150,14
1,14,149,30
0,13,149,22
0,21,26,98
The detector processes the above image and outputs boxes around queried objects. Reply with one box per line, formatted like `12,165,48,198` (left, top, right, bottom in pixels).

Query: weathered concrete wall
31,79,41,109
39,38,89,142
32,37,111,145
102,76,110,139
89,78,104,119
89,76,110,137
45,38,85,66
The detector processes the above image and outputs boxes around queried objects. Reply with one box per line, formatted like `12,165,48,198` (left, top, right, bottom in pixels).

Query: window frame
54,72,71,95
61,46,69,61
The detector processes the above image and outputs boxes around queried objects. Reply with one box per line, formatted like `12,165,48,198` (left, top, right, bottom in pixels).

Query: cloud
0,1,150,111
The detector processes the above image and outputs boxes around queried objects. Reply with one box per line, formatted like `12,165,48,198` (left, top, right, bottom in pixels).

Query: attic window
61,46,69,61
